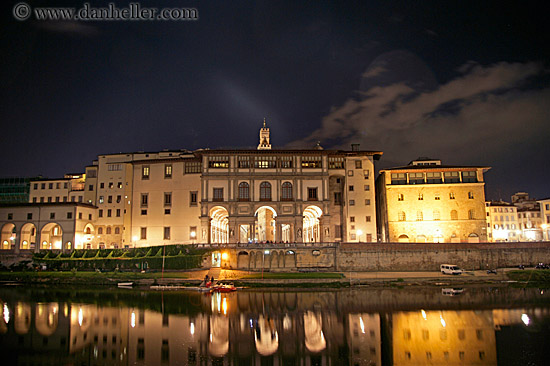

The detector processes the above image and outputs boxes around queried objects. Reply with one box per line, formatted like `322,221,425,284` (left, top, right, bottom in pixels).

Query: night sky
2,0,549,200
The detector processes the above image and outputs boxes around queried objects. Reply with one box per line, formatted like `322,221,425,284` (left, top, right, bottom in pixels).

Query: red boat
211,283,237,292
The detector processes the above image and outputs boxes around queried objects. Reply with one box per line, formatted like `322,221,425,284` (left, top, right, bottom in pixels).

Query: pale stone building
29,174,86,204
485,201,519,242
538,198,550,241
1,121,381,250
376,158,490,243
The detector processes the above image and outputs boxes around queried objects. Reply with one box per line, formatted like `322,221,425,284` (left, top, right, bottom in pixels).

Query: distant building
29,174,86,204
485,201,519,242
511,191,539,210
376,158,490,243
538,198,550,241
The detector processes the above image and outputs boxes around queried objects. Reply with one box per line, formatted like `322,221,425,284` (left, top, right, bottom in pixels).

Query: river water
1,285,549,365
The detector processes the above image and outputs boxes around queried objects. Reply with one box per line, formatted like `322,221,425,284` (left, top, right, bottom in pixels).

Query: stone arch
19,223,36,250
40,223,63,249
416,235,427,243
210,206,229,243
271,251,279,268
303,205,323,243
237,251,249,269
468,232,480,243
398,234,410,243
1,223,16,250
284,250,296,268
255,206,277,242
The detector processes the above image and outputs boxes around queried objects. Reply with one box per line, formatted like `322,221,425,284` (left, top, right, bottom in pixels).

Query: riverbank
1,267,547,288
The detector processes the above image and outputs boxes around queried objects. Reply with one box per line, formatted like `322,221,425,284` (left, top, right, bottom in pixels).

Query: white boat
117,282,134,288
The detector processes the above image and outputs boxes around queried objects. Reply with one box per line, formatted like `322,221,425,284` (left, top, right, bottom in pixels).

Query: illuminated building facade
0,121,380,250
538,198,550,241
485,201,519,242
376,158,490,243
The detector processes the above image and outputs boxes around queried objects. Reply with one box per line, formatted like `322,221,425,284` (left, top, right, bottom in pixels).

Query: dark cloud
289,61,548,169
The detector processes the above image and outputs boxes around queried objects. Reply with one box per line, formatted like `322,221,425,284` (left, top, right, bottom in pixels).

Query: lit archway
255,314,279,356
40,223,63,250
19,223,36,250
210,206,229,244
1,223,16,250
398,234,410,243
303,206,323,243
255,206,277,242
14,303,31,335
35,303,59,336
304,311,326,353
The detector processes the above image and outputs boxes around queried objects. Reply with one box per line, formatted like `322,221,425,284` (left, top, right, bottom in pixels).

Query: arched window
238,182,249,201
98,227,103,235
416,211,423,221
115,227,120,234
398,211,406,221
85,227,91,235
468,209,475,219
106,227,112,234
451,210,458,220
260,182,271,201
468,191,474,199
281,182,293,201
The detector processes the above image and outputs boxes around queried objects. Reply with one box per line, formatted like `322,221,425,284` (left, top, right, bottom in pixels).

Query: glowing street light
357,229,363,242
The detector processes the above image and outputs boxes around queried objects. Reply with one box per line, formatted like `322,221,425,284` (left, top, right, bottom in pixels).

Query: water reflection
0,287,549,365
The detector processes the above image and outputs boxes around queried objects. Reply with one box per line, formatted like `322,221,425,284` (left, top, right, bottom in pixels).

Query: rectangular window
391,173,407,185
255,156,276,168
89,214,92,220
334,192,342,205
47,197,52,202
32,197,37,203
140,227,147,240
208,156,229,168
99,196,104,204
55,197,60,202
449,192,455,199
365,199,371,205
350,216,355,223
33,183,38,190
56,182,60,189
118,182,123,189
468,191,475,199
107,164,123,171
462,171,477,183
164,208,171,215
67,212,72,219
164,164,172,178
49,183,53,189
279,156,293,168
409,172,424,184
444,171,460,183
88,184,93,191
108,195,112,203
184,161,201,173
100,183,104,189
63,197,67,202
190,191,198,206
355,160,362,169
426,172,442,184
238,156,250,168
349,185,354,191
50,212,55,219
366,216,371,222
109,182,114,189
41,183,45,189
307,188,318,201
328,157,344,169
116,195,121,203
349,199,355,206
116,209,121,217
363,170,370,179
301,156,322,168
107,209,112,217
141,194,148,207
99,209,103,218
213,188,224,202
142,166,150,179
435,193,440,200
141,209,147,215
348,170,354,176
27,213,32,220
164,227,170,240
164,192,172,206
364,185,370,191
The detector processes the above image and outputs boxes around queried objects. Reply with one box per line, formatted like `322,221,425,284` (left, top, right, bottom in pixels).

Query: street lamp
357,229,363,243
190,231,196,244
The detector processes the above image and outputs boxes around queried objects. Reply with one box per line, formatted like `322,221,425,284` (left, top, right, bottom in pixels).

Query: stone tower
257,118,272,150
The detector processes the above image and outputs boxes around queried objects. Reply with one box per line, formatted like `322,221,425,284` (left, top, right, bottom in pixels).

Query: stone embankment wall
337,242,550,271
